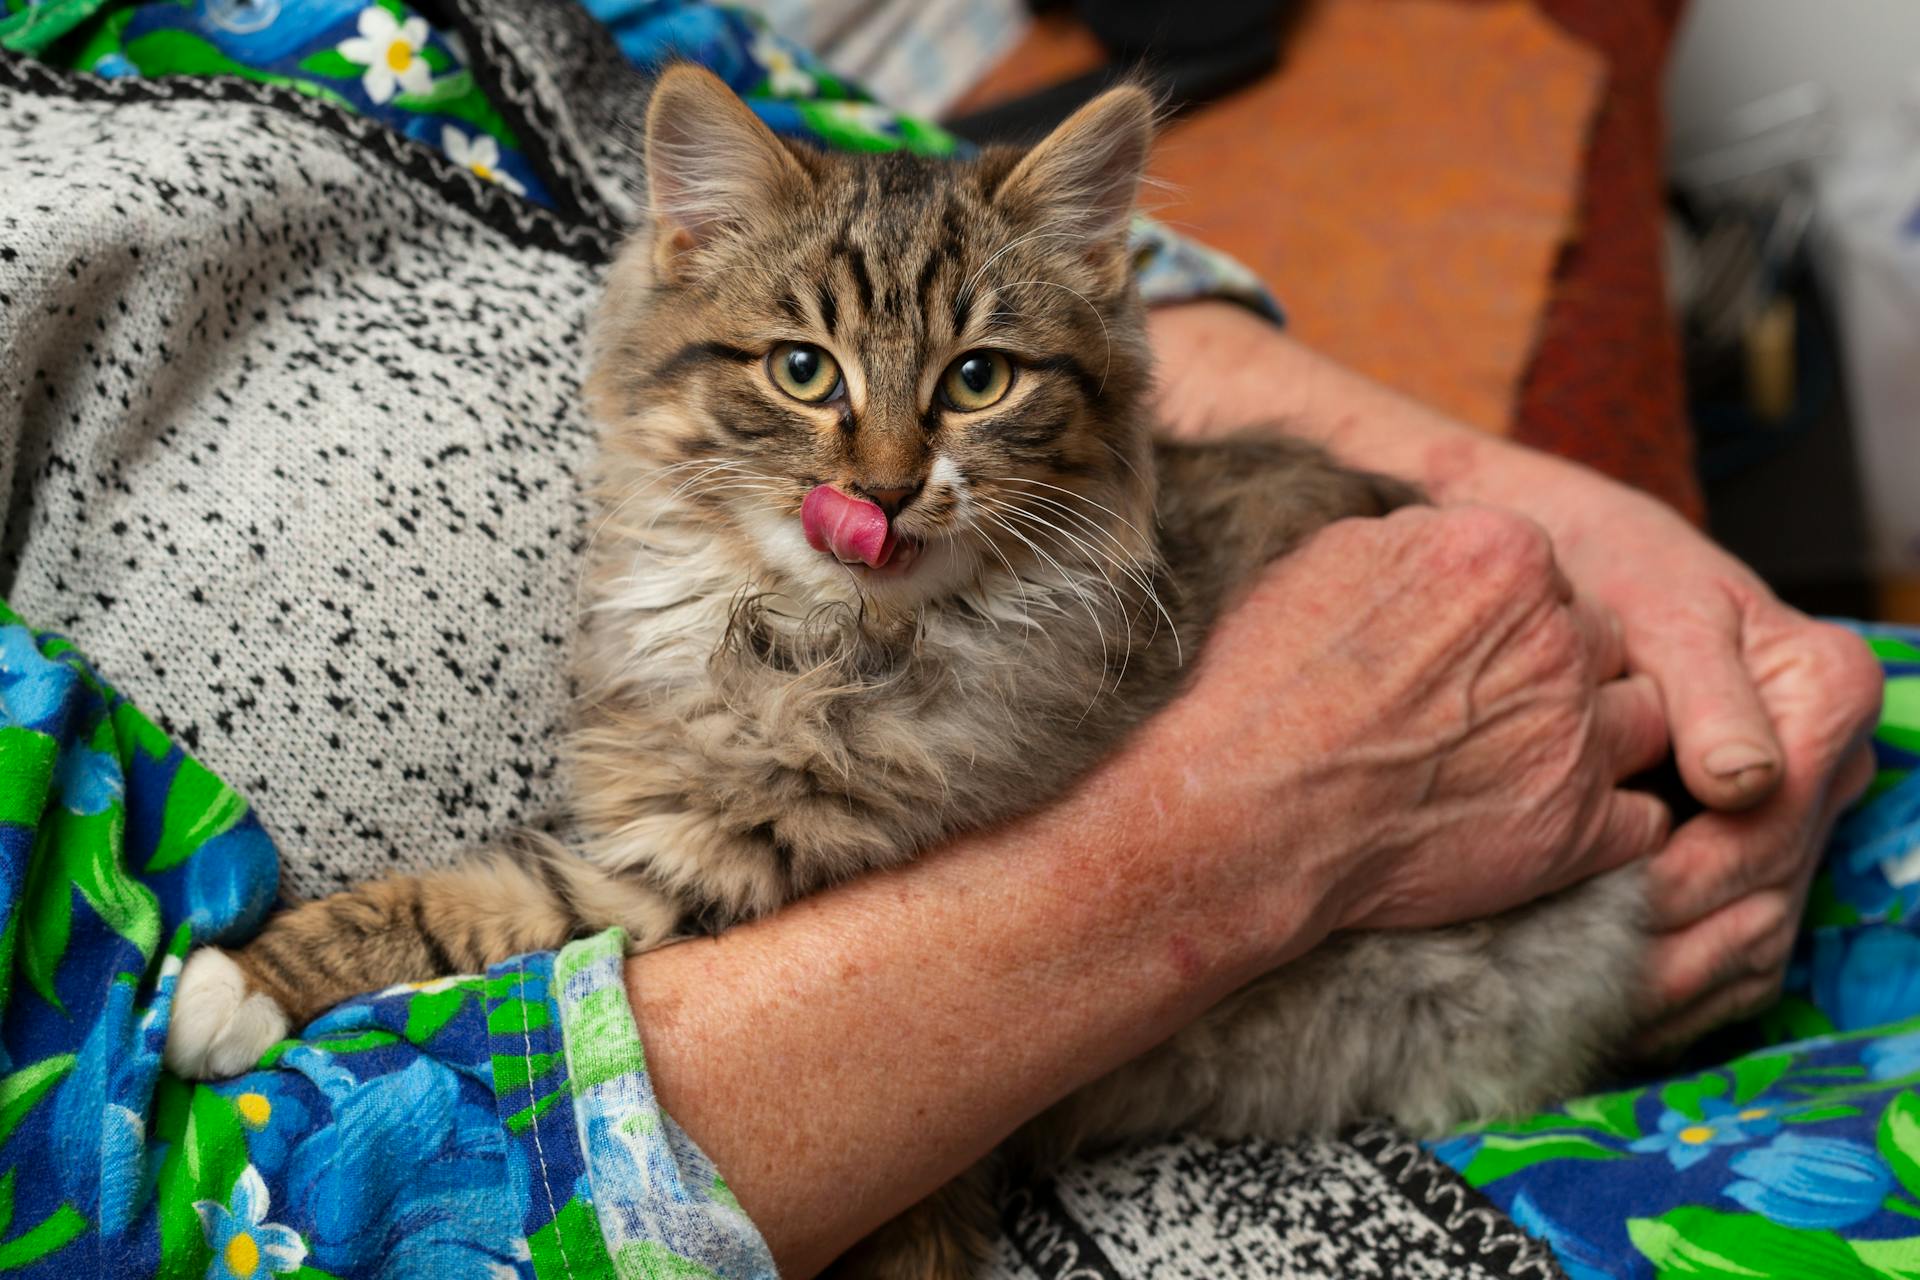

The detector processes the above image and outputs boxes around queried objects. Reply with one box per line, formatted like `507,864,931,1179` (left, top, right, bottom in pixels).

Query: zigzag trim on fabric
1349,1124,1571,1280
0,52,618,265
426,0,623,236
1001,1182,1127,1280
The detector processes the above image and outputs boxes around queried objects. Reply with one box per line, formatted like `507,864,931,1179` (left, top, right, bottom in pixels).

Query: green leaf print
19,820,71,1011
1460,1133,1622,1185
391,71,518,147
1868,635,1920,663
527,1197,620,1280
1852,1235,1920,1279
1731,1051,1795,1105
154,1086,247,1279
147,754,247,874
503,1086,568,1135
403,985,470,1045
1784,1103,1864,1124
0,1202,85,1271
0,726,55,827
1565,1085,1646,1140
111,699,173,766
305,1028,400,1056
66,807,160,957
491,1050,561,1094
122,31,352,109
1882,678,1920,759
1881,1092,1920,1201
1627,1207,1875,1279
0,1054,73,1147
1661,1072,1731,1123
487,996,550,1036
298,48,365,79
614,1240,723,1280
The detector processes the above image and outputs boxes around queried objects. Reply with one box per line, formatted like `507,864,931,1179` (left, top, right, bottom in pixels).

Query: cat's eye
767,342,843,403
940,351,1013,412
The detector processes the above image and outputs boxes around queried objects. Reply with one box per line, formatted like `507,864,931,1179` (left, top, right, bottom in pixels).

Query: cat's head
586,65,1160,613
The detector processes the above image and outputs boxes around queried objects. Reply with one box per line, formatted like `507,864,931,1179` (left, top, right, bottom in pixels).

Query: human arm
625,504,1672,1276
1145,300,1885,1044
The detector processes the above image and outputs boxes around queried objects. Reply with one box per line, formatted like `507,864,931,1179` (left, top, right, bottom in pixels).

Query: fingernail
1703,743,1776,784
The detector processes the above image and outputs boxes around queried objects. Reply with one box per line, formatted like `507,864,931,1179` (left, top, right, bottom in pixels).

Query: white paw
164,949,289,1080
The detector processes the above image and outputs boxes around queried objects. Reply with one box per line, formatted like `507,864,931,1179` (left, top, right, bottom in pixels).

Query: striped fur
167,68,1645,1279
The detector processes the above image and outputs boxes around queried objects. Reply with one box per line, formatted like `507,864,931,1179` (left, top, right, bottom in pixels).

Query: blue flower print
0,624,70,732
1628,1100,1775,1170
55,743,123,815
1814,927,1920,1031
1724,1133,1895,1230
282,1058,521,1278
1867,1029,1920,1081
1620,1105,1758,1174
195,1164,307,1279
219,1077,314,1173
1703,1095,1785,1140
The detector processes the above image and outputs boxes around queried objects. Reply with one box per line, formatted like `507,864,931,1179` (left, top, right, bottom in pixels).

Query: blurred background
744,0,1920,623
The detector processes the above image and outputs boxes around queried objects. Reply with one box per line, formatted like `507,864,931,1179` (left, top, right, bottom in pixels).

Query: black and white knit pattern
0,70,606,899
0,6,1559,1274
992,1134,1566,1280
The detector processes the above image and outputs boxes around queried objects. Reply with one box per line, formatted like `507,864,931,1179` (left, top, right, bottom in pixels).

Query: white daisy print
374,972,475,1000
822,100,897,136
750,28,814,98
441,126,527,196
337,5,433,105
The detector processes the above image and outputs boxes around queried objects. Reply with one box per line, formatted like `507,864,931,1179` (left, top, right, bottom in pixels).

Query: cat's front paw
164,949,289,1080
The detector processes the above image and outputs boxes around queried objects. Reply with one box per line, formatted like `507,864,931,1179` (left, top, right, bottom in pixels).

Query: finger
1569,595,1626,683
1565,789,1671,888
1636,971,1784,1057
1644,732,1860,932
1642,887,1796,1013
1835,741,1877,813
1596,674,1670,781
1630,595,1784,812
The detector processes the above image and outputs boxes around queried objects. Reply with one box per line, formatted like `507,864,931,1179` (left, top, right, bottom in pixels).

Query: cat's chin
839,534,922,577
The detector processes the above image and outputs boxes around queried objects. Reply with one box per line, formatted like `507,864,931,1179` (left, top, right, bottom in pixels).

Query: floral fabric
0,0,1283,320
1439,625,1920,1279
0,597,772,1277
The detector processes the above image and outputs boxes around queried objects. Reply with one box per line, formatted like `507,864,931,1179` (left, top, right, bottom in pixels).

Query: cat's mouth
801,485,923,576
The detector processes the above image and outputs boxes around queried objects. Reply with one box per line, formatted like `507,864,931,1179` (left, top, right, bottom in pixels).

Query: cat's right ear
641,65,809,282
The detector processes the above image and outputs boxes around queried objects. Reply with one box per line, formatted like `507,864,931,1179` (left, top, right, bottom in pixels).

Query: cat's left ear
641,64,811,281
993,85,1155,287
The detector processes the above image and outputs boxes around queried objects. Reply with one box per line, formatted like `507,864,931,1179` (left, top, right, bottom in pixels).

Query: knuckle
1816,624,1884,718
1434,507,1554,580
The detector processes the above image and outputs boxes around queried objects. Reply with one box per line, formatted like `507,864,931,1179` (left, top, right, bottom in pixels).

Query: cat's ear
641,64,809,280
993,84,1155,283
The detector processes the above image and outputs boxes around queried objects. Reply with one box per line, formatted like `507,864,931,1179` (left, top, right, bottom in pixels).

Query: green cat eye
941,351,1013,412
767,342,842,403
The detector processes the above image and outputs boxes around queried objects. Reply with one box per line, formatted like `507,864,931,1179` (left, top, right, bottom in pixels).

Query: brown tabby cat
165,65,1645,1277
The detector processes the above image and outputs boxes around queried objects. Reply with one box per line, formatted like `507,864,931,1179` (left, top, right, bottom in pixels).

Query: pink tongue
802,485,896,567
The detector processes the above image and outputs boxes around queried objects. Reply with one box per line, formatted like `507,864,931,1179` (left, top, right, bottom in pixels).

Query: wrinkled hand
1121,503,1673,965
1543,482,1883,1047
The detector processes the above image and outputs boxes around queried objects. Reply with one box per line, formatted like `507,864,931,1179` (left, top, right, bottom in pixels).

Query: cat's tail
163,834,678,1079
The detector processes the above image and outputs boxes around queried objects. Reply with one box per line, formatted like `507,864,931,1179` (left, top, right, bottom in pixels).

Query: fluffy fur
165,66,1645,1278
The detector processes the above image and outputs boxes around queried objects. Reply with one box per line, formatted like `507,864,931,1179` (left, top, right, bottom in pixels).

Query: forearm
623,740,1342,1277
1147,302,1606,510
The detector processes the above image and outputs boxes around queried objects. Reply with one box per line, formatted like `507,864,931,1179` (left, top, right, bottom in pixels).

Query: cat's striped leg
163,837,678,1079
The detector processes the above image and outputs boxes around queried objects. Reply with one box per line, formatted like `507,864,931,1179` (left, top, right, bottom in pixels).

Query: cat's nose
861,482,922,518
